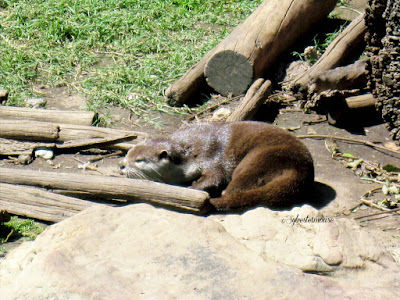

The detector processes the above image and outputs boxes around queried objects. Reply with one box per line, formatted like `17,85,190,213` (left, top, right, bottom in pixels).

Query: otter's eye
135,158,145,163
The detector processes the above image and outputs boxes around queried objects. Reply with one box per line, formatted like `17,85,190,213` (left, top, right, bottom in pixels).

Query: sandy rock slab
0,204,399,300
210,205,400,294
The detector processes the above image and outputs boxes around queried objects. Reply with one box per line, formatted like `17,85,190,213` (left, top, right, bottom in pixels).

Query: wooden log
203,0,337,95
346,93,377,109
0,120,59,141
57,123,147,141
227,79,272,122
0,168,210,214
0,119,147,150
57,123,148,151
0,138,55,156
0,106,96,126
309,59,368,94
327,93,378,125
166,0,337,105
0,183,100,222
56,134,137,150
292,13,367,88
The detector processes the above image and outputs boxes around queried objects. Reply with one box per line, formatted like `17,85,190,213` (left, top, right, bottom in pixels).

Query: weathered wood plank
0,167,210,214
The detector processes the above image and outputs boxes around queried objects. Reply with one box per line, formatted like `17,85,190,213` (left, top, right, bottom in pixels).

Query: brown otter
120,121,314,211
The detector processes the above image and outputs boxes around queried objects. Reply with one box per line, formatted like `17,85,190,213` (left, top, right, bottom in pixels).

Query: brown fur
120,121,314,211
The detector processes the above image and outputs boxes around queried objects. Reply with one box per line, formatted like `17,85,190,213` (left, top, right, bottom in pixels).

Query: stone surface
210,205,399,280
1,204,399,299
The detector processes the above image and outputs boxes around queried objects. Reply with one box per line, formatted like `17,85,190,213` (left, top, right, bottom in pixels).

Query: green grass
0,216,44,243
0,0,262,121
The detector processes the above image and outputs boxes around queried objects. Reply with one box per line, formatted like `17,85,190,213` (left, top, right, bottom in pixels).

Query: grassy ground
0,216,44,255
0,0,262,120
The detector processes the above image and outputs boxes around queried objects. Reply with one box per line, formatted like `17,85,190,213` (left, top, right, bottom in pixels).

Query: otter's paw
209,197,231,211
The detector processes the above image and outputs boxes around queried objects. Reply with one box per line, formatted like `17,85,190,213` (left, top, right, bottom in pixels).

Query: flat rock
1,204,399,299
210,205,397,273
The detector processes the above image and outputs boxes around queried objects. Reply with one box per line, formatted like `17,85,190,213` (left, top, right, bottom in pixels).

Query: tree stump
366,0,400,142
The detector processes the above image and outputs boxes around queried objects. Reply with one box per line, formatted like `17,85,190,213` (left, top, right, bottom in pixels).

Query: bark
0,120,59,141
309,59,369,94
292,13,367,88
56,134,137,151
166,0,337,105
0,183,99,222
227,79,272,122
0,119,147,151
327,93,378,125
0,106,96,126
0,138,55,156
57,123,147,150
0,168,210,214
346,93,377,109
366,0,400,141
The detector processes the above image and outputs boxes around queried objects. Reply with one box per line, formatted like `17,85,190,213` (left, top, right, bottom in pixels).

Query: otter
120,121,314,211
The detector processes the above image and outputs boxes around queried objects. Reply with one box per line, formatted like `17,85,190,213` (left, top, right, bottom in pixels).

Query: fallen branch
354,207,400,220
0,120,59,141
57,123,147,150
327,93,378,125
186,94,243,121
309,59,369,94
0,167,210,214
297,134,400,158
292,13,367,88
56,134,138,150
0,182,100,222
360,198,390,211
0,106,96,126
227,79,272,122
0,138,55,156
0,119,147,151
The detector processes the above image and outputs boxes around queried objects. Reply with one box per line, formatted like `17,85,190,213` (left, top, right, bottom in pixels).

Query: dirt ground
2,0,399,263
1,87,400,261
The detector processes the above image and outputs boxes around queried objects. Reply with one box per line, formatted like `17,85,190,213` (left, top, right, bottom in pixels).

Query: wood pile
0,105,210,222
166,0,399,132
2,0,400,223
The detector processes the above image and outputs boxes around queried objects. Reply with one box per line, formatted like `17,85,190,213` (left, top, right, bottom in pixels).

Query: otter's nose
119,159,127,175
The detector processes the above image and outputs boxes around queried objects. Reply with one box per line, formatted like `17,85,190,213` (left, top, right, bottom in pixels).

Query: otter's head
120,139,199,185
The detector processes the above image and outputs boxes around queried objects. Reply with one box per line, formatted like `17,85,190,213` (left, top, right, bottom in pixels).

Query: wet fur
121,121,314,211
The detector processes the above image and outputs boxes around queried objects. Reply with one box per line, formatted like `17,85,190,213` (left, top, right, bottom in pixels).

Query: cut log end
205,50,253,96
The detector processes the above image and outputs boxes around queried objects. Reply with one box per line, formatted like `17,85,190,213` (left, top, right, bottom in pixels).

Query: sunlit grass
0,0,262,121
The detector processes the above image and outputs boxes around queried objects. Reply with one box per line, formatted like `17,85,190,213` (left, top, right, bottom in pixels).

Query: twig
5,229,14,243
360,198,391,211
297,134,400,158
356,186,390,212
87,150,123,162
187,95,243,121
354,207,400,220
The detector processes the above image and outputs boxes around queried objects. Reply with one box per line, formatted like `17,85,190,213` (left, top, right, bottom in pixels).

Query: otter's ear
159,150,169,160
